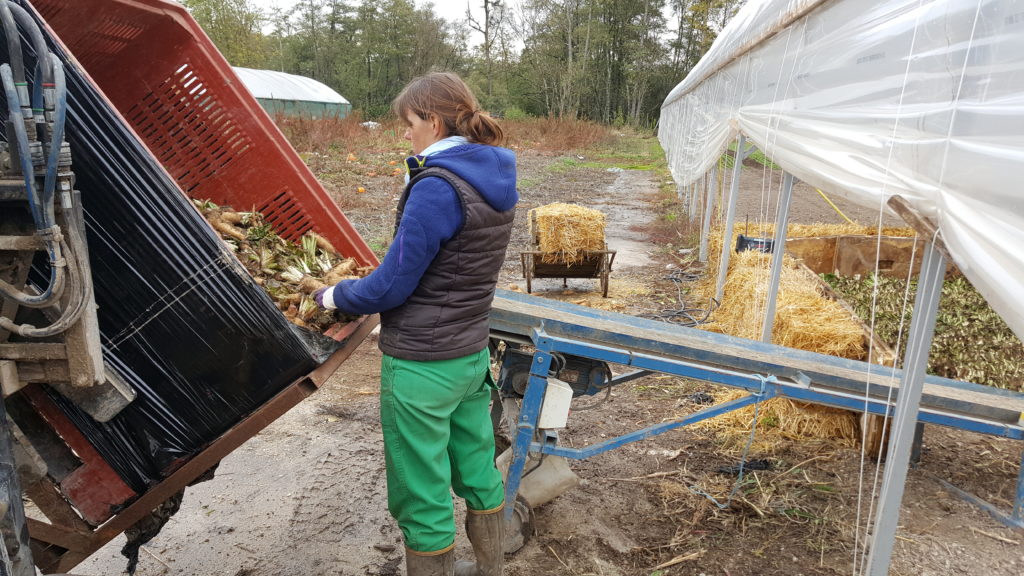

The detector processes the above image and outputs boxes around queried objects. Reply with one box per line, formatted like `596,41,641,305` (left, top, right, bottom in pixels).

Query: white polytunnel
658,0,1024,341
233,67,351,118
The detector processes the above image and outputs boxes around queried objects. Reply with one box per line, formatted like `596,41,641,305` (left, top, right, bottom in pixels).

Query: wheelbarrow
519,247,616,297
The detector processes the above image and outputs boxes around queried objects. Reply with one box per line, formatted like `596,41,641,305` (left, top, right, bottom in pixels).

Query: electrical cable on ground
642,267,718,327
687,376,774,510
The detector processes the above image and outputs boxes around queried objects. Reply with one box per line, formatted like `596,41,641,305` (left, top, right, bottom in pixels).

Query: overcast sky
250,0,480,27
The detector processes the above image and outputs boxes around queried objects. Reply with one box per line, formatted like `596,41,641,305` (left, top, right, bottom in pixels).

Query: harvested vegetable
194,199,375,333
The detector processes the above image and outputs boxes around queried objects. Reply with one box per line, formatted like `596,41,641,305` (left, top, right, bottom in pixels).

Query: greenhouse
233,67,351,119
658,1,1024,572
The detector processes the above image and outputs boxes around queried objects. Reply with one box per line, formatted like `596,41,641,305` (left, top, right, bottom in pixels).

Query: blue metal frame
494,290,1024,528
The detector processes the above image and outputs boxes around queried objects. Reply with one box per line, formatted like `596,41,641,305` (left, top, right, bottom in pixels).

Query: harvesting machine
0,0,378,573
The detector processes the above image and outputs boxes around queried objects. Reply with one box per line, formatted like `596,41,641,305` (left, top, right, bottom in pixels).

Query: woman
315,72,516,576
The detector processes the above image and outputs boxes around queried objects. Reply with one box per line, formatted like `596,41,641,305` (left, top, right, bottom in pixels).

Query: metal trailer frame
488,290,1024,532
519,250,616,297
22,316,378,574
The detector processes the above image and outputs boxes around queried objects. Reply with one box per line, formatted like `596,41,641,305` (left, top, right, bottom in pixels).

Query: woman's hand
314,287,336,310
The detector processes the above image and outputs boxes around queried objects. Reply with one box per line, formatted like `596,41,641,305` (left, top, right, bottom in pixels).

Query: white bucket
496,449,580,508
537,378,573,429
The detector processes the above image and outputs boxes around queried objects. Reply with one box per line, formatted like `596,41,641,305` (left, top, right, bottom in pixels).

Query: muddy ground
77,138,1023,575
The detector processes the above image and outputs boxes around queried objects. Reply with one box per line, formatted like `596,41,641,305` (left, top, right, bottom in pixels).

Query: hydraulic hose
0,63,65,308
0,9,83,333
0,1,30,123
0,201,89,337
1,64,41,225
42,55,66,225
0,214,89,338
5,1,52,112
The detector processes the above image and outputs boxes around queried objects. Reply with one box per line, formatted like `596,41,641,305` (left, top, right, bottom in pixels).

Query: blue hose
5,1,53,112
0,63,62,307
1,63,42,227
42,55,66,224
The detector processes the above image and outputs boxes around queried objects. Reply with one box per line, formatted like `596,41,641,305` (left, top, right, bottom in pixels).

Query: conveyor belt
490,290,1024,437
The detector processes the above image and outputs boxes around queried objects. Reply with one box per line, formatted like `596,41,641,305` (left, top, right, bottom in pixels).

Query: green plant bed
825,273,1024,391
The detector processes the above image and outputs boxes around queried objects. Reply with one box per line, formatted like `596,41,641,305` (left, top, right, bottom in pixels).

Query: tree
182,0,267,68
182,0,742,126
466,0,506,99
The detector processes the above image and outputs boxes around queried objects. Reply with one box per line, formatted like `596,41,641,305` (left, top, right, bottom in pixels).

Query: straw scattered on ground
506,275,653,313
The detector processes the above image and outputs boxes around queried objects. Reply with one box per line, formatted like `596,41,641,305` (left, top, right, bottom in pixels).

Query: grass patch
505,116,614,151
517,176,540,189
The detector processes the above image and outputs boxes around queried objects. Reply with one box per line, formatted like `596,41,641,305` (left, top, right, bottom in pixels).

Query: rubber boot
406,546,455,576
455,506,505,576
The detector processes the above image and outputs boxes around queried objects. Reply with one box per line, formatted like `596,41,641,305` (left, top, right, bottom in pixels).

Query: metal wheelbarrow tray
520,248,616,297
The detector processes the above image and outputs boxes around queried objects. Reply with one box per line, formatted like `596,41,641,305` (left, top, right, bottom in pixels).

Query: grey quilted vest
378,167,515,361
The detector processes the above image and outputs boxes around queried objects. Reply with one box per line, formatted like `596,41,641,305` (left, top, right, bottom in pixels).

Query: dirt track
77,149,1023,576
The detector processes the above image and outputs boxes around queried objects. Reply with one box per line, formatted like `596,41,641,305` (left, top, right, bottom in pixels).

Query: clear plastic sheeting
659,0,1024,341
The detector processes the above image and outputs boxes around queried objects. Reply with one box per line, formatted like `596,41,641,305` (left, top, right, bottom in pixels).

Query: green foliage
183,0,267,67
503,106,529,120
187,0,744,127
826,274,1024,391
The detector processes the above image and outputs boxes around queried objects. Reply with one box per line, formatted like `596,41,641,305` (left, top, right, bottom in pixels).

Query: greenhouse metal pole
760,171,793,342
716,135,745,302
867,242,946,575
699,164,718,262
689,180,700,223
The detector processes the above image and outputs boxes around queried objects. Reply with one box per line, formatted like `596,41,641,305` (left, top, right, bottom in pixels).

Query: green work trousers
380,348,505,553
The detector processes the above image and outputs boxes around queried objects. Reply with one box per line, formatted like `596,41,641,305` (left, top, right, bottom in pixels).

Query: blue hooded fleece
329,143,518,315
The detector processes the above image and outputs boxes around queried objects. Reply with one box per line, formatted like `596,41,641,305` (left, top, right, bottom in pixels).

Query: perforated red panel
258,188,316,243
73,17,144,69
127,63,252,194
32,0,377,267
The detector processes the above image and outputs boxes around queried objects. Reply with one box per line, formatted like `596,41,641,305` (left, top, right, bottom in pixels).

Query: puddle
588,170,657,269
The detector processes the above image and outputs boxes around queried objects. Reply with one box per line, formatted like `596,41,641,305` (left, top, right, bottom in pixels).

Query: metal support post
867,242,946,574
760,172,794,343
1015,449,1024,525
504,345,554,521
699,164,718,263
689,180,700,223
715,134,745,302
741,140,755,161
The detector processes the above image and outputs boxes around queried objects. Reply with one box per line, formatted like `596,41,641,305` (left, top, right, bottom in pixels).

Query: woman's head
392,72,504,153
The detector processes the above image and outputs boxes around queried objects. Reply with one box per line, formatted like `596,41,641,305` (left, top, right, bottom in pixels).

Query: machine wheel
503,494,534,555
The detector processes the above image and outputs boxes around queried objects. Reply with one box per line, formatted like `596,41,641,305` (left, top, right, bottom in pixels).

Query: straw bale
701,250,865,358
700,390,859,449
686,223,895,445
702,222,914,284
529,203,606,265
